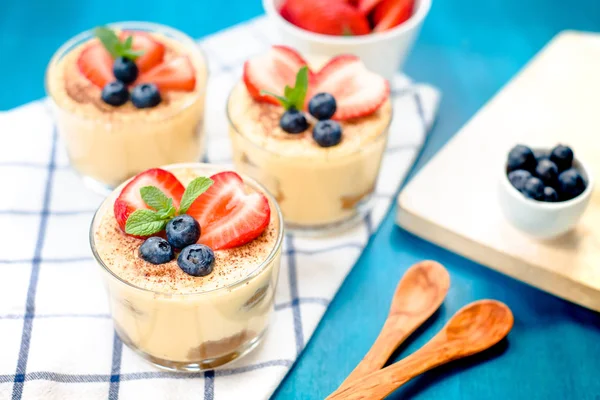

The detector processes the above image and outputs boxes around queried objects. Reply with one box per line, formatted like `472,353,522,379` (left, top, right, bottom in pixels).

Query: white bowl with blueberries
499,144,594,239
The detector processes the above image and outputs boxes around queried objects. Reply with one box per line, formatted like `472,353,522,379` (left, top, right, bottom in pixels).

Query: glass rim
45,21,209,121
89,162,285,297
225,82,394,158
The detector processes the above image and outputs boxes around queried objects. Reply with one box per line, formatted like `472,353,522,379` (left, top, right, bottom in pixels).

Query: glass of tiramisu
46,22,208,192
227,46,392,234
90,163,283,371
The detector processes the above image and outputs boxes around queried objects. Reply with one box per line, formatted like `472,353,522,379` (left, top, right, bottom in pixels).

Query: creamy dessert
46,22,208,191
90,164,283,371
227,46,392,233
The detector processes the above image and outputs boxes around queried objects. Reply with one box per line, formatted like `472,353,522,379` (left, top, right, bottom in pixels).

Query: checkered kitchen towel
0,16,439,400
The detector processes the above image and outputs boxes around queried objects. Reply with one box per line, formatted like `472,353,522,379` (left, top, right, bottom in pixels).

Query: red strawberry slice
77,44,114,88
136,56,196,91
280,0,370,36
243,45,312,105
357,0,384,14
186,172,271,250
114,168,185,235
120,31,165,73
313,55,389,120
373,0,415,32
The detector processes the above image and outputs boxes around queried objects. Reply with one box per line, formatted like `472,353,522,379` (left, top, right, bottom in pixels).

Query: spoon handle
328,339,451,400
338,261,450,390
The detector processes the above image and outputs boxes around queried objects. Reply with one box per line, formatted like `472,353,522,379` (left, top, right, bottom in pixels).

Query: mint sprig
261,66,309,111
94,26,145,60
124,176,214,237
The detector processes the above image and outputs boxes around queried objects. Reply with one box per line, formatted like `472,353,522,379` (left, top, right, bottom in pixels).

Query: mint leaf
259,66,308,111
94,27,120,58
157,205,176,219
140,186,173,212
125,209,169,236
179,177,214,214
93,26,145,60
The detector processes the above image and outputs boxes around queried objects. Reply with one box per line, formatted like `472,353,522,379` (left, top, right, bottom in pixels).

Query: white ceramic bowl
263,0,431,81
498,152,594,239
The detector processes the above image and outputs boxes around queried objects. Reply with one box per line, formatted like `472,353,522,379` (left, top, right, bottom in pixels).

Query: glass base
285,194,375,237
121,329,266,372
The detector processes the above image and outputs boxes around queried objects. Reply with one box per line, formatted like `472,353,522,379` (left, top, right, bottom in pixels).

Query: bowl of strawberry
499,144,594,239
263,0,431,81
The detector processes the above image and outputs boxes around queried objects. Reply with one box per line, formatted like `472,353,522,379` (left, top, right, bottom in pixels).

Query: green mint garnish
261,66,309,111
342,26,354,36
125,209,170,236
94,26,145,60
179,177,214,214
124,176,214,237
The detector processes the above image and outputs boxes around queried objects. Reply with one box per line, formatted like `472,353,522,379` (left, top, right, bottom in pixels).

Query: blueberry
313,120,342,147
113,56,139,84
101,81,129,106
177,244,215,277
139,237,174,265
507,145,536,172
543,186,559,202
308,92,337,120
166,215,201,249
280,108,308,133
508,170,532,192
522,177,545,201
533,149,549,163
131,83,162,109
549,144,574,172
558,168,586,200
535,159,559,186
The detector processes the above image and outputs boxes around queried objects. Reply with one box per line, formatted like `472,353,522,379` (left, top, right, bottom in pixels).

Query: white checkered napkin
0,16,440,400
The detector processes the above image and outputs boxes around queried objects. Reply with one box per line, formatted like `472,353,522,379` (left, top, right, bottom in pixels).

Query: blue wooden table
2,0,600,398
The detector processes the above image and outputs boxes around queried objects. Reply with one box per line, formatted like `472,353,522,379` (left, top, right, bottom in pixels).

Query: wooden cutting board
396,31,600,312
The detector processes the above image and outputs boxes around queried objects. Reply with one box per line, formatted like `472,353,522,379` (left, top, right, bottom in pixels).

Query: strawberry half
280,0,370,36
357,0,384,15
120,31,165,73
373,0,415,32
243,45,313,105
313,55,390,120
77,44,114,88
136,56,196,91
114,168,185,235
186,172,271,250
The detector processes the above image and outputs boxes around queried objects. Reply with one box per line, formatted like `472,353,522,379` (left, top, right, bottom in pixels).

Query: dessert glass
46,22,208,193
227,90,392,235
90,163,284,371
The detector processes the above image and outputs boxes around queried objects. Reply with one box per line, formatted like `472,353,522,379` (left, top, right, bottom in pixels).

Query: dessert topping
113,56,139,84
243,45,313,106
243,47,389,120
166,214,201,249
280,108,309,134
313,120,343,148
131,83,162,109
177,244,215,277
136,56,196,92
118,30,165,73
139,237,175,265
312,54,389,120
101,81,130,107
308,92,337,121
186,172,271,250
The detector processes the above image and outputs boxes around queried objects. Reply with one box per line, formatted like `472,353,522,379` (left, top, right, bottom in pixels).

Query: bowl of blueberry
499,144,594,239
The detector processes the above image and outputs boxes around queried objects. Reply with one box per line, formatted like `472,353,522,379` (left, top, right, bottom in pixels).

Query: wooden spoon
337,261,450,391
328,300,514,400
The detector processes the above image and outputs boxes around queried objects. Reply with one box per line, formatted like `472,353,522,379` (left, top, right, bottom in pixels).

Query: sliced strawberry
357,0,384,15
243,45,313,105
136,56,196,91
280,0,370,36
313,55,389,120
120,31,165,73
186,172,271,250
77,44,114,88
114,168,185,235
373,0,415,32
